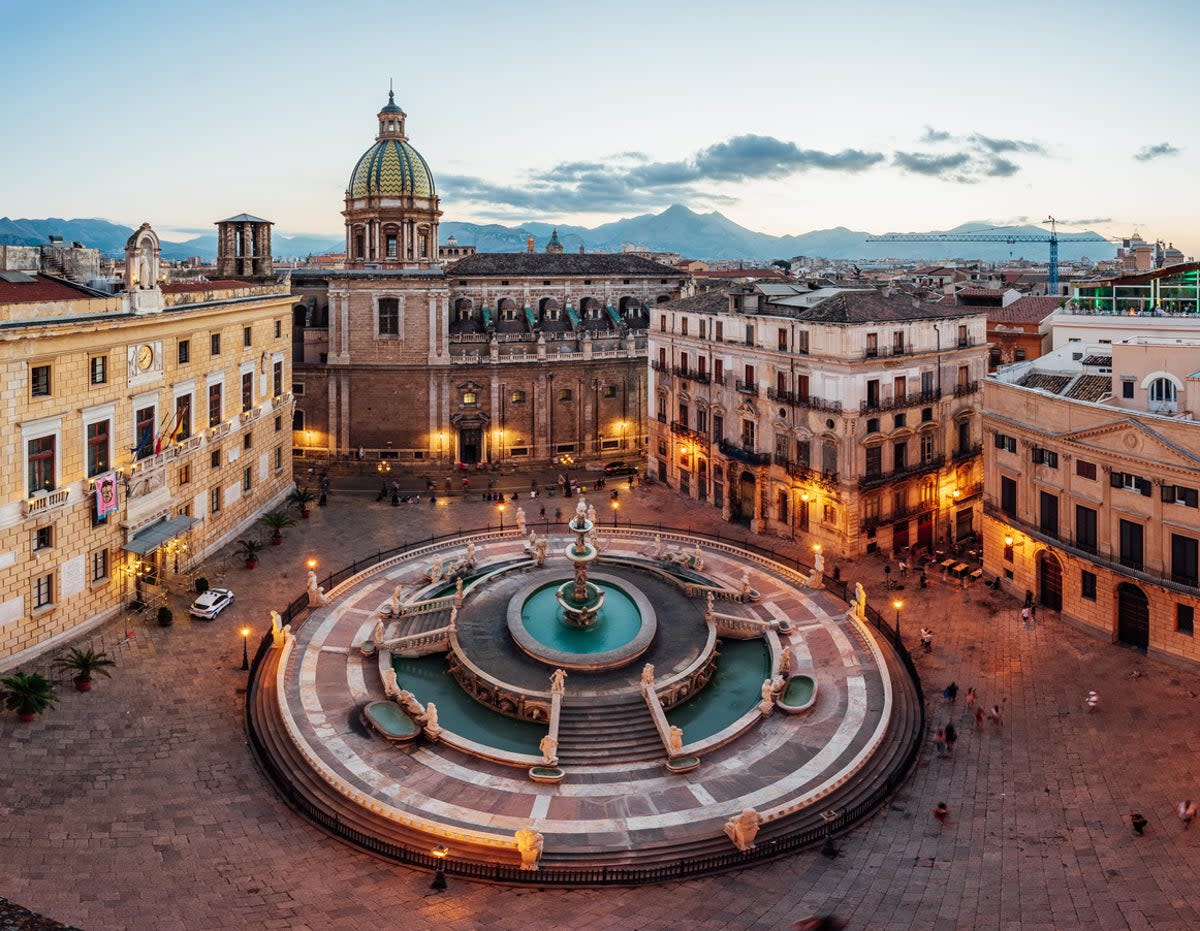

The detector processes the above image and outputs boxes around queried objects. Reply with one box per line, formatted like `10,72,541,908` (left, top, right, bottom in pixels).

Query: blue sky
2,0,1196,255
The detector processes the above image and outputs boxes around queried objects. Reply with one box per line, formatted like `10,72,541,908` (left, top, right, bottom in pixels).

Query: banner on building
94,471,120,520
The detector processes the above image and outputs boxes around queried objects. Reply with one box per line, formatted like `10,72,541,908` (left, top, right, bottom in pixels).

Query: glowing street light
498,502,506,531
892,599,903,641
240,626,251,671
430,844,449,891
611,499,619,527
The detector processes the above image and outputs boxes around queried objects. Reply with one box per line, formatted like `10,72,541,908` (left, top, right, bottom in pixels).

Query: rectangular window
511,390,527,403
920,432,934,463
558,388,573,402
994,433,1017,453
1171,534,1199,587
1163,484,1200,508
1000,475,1017,517
1111,471,1152,496
378,298,400,336
179,463,191,485
921,371,934,394
135,404,156,460
86,419,110,477
1075,505,1097,553
681,318,689,337
699,320,706,340
696,409,708,433
243,432,252,451
274,446,283,472
208,382,223,427
744,364,755,388
1075,459,1097,480
866,379,879,408
1032,447,1059,468
957,324,968,347
174,393,192,441
866,445,882,476
715,320,723,341
894,413,907,429
713,415,724,443
893,376,907,401
27,435,55,496
274,319,282,339
796,331,809,354
1119,519,1144,571
273,360,283,398
1177,604,1195,636
1081,570,1097,601
241,370,253,412
1122,380,1135,399
34,525,53,551
210,333,221,356
211,449,221,469
796,438,810,469
242,466,252,492
893,331,905,354
714,359,724,385
243,326,252,348
1039,491,1059,536
865,333,878,358
602,384,617,399
91,548,109,584
89,355,108,385
210,486,222,513
744,324,754,345
741,419,755,449
892,440,907,471
31,364,51,397
178,340,190,364
778,328,787,351
678,402,689,427
33,573,53,610
659,315,667,332
275,415,282,432
795,373,809,400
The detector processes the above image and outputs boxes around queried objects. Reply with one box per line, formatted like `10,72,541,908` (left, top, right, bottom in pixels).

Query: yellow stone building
0,225,294,667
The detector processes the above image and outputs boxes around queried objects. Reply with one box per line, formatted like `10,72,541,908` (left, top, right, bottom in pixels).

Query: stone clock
127,340,163,382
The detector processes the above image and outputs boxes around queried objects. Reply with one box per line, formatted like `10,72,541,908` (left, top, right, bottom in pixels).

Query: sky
2,0,1197,256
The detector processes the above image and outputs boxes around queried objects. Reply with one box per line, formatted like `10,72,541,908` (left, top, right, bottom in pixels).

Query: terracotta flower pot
74,676,93,692
271,534,282,545
245,558,258,569
17,711,35,722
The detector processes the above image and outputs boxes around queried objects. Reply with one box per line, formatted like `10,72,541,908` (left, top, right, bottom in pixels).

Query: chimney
526,236,535,253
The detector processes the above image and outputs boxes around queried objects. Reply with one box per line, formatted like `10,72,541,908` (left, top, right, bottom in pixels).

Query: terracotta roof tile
0,273,99,304
1065,375,1113,402
987,295,1064,324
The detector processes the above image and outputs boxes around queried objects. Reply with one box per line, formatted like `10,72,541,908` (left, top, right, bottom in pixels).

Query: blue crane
865,216,1109,295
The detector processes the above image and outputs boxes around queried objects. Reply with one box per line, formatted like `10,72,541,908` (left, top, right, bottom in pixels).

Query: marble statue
668,725,684,754
586,504,597,527
772,676,786,696
423,702,441,739
550,668,567,694
381,666,399,698
395,688,426,721
306,570,329,607
534,536,548,567
723,808,763,851
761,678,775,704
779,647,794,676
539,735,558,765
653,535,664,559
516,507,527,535
270,610,288,646
705,591,715,620
576,497,588,522
453,577,464,609
692,543,704,571
641,663,655,686
390,586,401,615
741,570,752,595
372,619,385,649
448,605,458,629
465,541,476,566
813,549,825,576
528,530,538,552
429,555,443,582
854,582,867,621
515,828,545,871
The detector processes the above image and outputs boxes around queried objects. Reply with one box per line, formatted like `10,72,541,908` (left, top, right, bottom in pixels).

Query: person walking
988,704,1003,727
974,705,986,729
1021,606,1031,626
943,681,958,703
1178,800,1197,829
933,802,949,825
932,726,947,757
965,686,977,711
1086,690,1100,713
1131,812,1148,836
944,722,958,755
920,627,934,652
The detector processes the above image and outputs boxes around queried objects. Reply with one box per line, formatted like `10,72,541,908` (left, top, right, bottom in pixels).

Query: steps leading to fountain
555,695,664,764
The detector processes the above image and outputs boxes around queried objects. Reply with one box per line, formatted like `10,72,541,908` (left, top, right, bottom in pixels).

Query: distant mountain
2,208,1115,265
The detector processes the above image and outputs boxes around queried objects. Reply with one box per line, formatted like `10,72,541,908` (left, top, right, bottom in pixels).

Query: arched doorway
1116,582,1149,651
1037,551,1063,612
731,470,756,526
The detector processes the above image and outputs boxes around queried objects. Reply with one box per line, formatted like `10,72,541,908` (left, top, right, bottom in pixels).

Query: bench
360,701,421,743
776,675,818,714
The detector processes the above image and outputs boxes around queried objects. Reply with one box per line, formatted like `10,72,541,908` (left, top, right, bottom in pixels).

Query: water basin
666,639,769,741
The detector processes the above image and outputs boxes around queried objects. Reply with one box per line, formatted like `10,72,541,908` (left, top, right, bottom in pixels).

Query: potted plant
55,647,116,692
1,672,58,721
194,576,210,595
236,538,263,568
157,605,174,627
289,486,316,518
260,508,297,545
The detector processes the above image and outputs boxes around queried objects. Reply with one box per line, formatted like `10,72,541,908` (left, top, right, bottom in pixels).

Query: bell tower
216,213,275,279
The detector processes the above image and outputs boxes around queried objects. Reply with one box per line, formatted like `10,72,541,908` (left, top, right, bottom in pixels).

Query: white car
189,588,235,620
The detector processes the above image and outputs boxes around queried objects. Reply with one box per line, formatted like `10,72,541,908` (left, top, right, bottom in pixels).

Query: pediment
1061,417,1200,471
736,400,758,417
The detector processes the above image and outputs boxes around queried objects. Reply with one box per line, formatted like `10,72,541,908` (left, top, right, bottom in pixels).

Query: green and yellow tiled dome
347,138,436,199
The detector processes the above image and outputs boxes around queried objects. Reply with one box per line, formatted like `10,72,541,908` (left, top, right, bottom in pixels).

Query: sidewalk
2,483,1199,930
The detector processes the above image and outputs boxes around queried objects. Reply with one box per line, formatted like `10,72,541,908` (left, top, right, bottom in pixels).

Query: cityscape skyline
3,0,1196,256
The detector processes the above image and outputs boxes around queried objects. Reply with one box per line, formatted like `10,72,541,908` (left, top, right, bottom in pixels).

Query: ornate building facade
648,283,987,556
290,93,687,466
0,225,294,666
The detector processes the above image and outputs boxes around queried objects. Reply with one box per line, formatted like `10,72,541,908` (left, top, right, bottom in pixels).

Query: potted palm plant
2,672,58,721
236,538,263,569
289,485,317,518
260,508,296,544
157,605,174,627
55,647,116,692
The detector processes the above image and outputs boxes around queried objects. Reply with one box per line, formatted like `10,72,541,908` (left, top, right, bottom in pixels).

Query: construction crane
865,216,1109,294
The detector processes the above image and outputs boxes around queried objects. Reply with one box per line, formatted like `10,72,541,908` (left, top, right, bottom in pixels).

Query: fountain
555,497,605,628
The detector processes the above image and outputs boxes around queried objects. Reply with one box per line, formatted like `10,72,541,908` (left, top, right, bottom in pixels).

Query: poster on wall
94,471,120,520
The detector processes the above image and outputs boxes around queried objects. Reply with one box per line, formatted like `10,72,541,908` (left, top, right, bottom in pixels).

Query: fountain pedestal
555,506,605,628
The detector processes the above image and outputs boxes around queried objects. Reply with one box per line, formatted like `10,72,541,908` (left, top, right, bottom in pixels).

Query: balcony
953,380,980,398
23,487,71,517
718,438,770,466
859,388,941,415
734,379,759,396
858,454,945,489
863,343,913,360
672,366,711,385
773,454,840,487
766,387,844,413
670,421,708,444
650,359,668,373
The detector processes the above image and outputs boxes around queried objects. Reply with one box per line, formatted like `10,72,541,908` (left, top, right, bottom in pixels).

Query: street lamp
240,627,251,671
892,599,903,642
430,844,449,891
306,558,317,571
498,502,506,531
611,499,619,527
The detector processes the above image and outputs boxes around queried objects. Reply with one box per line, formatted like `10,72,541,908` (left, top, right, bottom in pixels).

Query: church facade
290,93,688,468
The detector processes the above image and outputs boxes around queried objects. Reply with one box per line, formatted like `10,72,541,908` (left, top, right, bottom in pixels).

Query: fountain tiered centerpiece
555,497,605,628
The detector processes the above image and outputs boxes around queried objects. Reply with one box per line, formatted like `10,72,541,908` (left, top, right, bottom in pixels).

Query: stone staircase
555,694,662,764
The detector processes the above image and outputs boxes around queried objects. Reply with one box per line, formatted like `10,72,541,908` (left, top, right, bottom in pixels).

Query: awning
123,515,198,555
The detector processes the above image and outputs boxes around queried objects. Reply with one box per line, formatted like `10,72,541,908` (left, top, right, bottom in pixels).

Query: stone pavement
2,476,1200,930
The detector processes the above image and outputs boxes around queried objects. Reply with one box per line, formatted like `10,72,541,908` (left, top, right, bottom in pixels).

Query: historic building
982,332,1200,666
0,224,294,666
290,92,687,467
648,282,987,556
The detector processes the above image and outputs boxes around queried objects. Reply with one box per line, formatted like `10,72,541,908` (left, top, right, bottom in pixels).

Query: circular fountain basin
507,571,657,671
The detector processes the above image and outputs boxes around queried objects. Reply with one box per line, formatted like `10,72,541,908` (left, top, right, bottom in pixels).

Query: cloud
442,134,886,215
1133,142,1180,162
1061,216,1112,226
921,126,952,143
984,157,1020,177
892,150,974,179
969,134,1047,155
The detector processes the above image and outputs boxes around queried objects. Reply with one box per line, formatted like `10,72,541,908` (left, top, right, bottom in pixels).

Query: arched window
1150,377,1177,403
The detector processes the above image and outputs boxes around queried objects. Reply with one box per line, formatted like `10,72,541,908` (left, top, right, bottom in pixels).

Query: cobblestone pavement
3,476,1200,930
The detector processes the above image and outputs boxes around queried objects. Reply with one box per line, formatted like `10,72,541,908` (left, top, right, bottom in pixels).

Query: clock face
137,345,154,370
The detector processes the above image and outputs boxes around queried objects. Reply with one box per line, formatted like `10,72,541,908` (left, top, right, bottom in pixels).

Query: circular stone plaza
249,496,921,880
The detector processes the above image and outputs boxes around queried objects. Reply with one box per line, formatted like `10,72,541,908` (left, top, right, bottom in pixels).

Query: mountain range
0,206,1116,265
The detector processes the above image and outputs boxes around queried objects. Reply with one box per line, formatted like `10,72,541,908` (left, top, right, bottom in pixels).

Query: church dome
347,138,436,199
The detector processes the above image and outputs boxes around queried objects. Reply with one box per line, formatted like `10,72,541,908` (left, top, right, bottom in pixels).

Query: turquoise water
520,582,641,654
391,655,544,754
666,639,770,741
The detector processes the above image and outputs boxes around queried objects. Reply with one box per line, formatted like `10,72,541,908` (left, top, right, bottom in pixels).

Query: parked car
189,588,235,620
602,461,638,476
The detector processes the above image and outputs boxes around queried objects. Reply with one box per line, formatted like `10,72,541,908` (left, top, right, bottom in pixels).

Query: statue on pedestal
454,577,464,609
854,582,867,621
516,507,527,535
705,591,715,621
534,536,548,567
653,535,664,559
373,619,385,649
429,555,443,582
395,688,426,722
306,570,329,607
270,610,289,646
723,808,763,851
668,725,684,755
515,828,545,871
641,663,655,686
390,586,402,616
381,666,399,699
550,668,567,694
465,541,476,567
692,543,704,571
575,497,588,522
779,647,794,677
539,735,558,765
423,702,441,739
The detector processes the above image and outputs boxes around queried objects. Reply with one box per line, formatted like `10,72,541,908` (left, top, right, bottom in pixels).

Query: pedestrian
539,505,546,520
944,722,957,754
933,726,947,756
1024,589,1034,609
943,681,958,703
1021,606,1031,626
898,559,909,578
973,706,986,729
1029,604,1037,623
965,686,977,710
988,704,1003,727
1085,690,1099,713
1131,812,1148,836
933,802,949,825
554,507,562,522
832,565,841,583
919,570,928,589
1178,800,1197,829
920,627,933,652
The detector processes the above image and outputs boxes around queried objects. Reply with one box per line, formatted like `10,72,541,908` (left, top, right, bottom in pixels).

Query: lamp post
611,499,619,527
306,558,317,572
892,599,903,642
498,502,506,531
240,627,251,671
430,844,449,891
